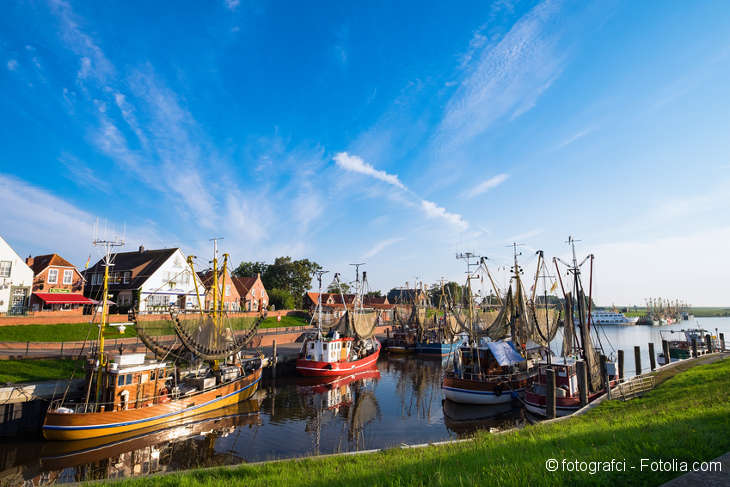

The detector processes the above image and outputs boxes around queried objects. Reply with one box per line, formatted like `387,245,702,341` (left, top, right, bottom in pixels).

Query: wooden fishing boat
522,359,616,417
441,248,558,405
43,239,265,441
520,237,617,418
296,268,381,377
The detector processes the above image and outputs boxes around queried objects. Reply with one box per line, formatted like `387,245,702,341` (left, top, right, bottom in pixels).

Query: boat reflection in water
7,395,264,485
295,367,381,454
442,399,526,436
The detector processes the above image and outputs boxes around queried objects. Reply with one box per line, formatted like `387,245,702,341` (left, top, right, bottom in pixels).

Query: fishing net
350,309,378,339
530,306,561,347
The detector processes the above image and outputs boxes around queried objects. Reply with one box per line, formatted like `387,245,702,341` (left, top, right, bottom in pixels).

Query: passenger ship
589,311,638,325
43,239,265,441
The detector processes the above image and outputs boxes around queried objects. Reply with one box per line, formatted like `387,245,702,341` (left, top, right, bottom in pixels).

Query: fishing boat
43,239,265,441
657,327,718,365
522,237,617,417
384,297,419,354
441,249,558,405
414,280,465,356
296,267,381,377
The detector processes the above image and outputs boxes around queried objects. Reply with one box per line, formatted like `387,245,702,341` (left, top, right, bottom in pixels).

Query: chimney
138,245,145,253
256,272,261,280
26,255,34,267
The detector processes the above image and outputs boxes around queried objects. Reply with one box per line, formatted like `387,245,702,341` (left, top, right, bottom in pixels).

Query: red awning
33,293,96,305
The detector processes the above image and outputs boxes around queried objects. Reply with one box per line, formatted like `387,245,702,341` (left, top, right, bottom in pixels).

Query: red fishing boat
296,268,381,377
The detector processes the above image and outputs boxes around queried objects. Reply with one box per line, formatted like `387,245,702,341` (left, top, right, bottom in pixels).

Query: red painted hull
296,343,381,376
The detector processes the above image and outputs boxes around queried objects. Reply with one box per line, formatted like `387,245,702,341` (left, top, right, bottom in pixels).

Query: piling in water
662,340,670,365
600,354,610,400
617,349,624,380
648,343,656,371
546,368,556,419
691,338,698,358
634,346,642,376
721,333,726,352
576,359,588,406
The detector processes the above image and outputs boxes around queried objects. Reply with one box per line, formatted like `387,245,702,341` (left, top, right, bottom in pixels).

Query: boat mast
92,236,125,402
456,252,482,375
314,269,329,337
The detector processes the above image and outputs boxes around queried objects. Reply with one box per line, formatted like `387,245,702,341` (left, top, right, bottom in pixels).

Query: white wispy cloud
438,0,564,147
552,126,595,151
504,228,543,243
334,152,406,190
7,59,18,71
224,0,240,10
362,237,405,260
421,200,468,230
465,173,509,198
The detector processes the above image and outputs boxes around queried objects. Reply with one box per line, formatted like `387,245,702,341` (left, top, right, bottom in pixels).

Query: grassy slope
0,322,137,342
108,358,730,487
0,315,309,342
0,358,84,383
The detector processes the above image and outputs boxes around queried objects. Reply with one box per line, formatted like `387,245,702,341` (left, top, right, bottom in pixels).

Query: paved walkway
660,452,730,486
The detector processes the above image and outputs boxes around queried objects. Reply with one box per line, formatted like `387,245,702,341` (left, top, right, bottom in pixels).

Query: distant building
197,269,241,311
0,236,34,314
84,246,204,312
304,292,390,310
231,274,268,311
26,253,94,311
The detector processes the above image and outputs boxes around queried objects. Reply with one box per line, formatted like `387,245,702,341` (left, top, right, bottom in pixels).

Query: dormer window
48,269,58,284
63,269,73,285
123,271,130,284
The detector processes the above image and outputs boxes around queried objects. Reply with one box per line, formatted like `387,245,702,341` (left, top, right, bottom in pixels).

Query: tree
268,288,295,310
233,256,321,309
328,282,351,294
365,290,382,298
232,261,268,279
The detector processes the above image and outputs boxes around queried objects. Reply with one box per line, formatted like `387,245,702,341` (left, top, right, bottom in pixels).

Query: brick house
197,269,241,311
231,274,268,311
26,253,95,311
303,292,389,311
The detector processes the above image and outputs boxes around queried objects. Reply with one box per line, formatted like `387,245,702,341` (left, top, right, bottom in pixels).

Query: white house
84,246,206,312
0,235,34,314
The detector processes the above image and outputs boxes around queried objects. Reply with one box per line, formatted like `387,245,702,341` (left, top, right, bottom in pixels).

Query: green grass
261,314,309,329
0,358,85,383
0,322,138,342
106,357,730,487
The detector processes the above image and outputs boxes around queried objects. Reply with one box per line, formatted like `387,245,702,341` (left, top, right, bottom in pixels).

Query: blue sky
1,0,729,305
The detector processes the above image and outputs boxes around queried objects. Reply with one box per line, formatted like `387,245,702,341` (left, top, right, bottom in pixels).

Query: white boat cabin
304,332,354,363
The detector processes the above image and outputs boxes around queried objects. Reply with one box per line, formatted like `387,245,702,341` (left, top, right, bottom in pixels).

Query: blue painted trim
43,376,260,431
442,385,524,397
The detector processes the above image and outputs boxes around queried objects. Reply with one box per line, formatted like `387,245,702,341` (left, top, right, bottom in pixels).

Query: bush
268,288,295,310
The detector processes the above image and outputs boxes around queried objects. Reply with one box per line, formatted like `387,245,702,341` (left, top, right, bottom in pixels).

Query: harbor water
0,317,728,485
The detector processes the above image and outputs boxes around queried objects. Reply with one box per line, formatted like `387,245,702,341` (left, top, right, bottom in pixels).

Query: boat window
150,370,156,381
323,343,327,350
126,374,133,385
309,343,314,350
117,374,125,386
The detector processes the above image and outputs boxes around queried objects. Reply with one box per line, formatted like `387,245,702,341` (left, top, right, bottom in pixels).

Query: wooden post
704,334,712,353
272,339,278,370
617,349,624,381
648,342,656,371
634,346,642,376
26,341,29,356
662,340,670,366
691,338,698,358
720,333,726,351
600,354,611,399
576,360,588,406
546,368,556,419
60,340,64,357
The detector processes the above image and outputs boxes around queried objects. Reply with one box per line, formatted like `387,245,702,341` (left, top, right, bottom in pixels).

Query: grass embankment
624,307,730,318
0,322,137,342
0,358,84,383
107,358,730,487
0,314,309,342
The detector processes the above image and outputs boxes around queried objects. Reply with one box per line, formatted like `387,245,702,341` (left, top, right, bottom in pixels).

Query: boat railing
48,389,179,413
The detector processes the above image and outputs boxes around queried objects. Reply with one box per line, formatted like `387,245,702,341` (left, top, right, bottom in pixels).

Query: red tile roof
28,254,76,275
232,276,258,296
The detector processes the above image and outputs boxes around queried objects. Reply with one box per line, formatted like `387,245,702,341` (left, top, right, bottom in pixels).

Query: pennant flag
550,281,558,293
85,254,91,269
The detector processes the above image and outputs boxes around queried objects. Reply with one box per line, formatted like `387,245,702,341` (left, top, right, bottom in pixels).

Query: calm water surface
1,317,728,485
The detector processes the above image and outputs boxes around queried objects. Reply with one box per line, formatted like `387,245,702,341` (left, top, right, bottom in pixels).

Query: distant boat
657,327,718,365
588,311,638,325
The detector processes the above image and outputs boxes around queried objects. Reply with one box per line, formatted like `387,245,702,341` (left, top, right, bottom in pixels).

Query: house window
260,289,264,298
123,271,130,284
48,269,58,284
126,374,133,385
225,285,230,297
117,375,125,386
0,261,11,278
63,270,73,285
